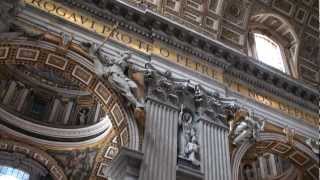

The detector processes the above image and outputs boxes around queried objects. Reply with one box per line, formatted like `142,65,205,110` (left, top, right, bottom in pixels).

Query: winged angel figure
81,42,147,108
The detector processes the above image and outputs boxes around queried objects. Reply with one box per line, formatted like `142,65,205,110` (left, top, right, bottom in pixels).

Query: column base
106,147,143,180
176,164,204,180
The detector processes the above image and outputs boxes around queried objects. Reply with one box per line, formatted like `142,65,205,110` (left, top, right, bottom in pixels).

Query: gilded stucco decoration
0,32,141,179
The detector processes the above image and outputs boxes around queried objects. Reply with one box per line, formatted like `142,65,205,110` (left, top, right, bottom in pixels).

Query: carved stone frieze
52,0,319,110
144,63,190,107
144,63,239,125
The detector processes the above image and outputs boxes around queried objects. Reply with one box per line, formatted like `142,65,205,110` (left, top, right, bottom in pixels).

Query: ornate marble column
193,85,238,180
17,88,29,112
48,98,60,123
258,156,267,179
2,81,17,105
138,67,190,180
269,154,277,176
199,120,232,180
139,65,238,180
63,101,73,124
92,103,101,124
139,96,179,180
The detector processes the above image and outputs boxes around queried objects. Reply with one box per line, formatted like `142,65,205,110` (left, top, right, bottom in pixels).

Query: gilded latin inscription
232,83,317,126
25,0,221,81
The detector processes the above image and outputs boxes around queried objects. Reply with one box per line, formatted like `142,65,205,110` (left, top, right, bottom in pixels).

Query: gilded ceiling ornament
228,5,241,18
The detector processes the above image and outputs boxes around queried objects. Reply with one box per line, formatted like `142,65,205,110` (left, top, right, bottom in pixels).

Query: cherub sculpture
305,138,319,154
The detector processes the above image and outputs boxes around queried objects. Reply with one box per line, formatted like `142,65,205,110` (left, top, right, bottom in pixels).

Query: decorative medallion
120,127,129,146
16,48,40,61
94,82,112,105
272,142,291,154
307,164,319,179
289,151,309,166
72,65,93,85
46,54,68,70
104,146,119,159
96,162,108,178
111,103,125,127
0,47,9,60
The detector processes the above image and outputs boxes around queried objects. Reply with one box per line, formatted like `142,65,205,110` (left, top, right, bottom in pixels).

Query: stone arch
249,12,299,77
231,132,319,180
0,139,67,180
0,37,140,150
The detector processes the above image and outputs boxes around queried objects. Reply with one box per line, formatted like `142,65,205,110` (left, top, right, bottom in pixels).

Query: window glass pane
254,33,286,72
0,166,29,180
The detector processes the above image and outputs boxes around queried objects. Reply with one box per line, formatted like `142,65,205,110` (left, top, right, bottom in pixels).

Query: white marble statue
81,42,145,108
178,104,194,157
305,138,319,154
185,135,200,166
178,104,201,166
78,108,89,125
231,111,265,145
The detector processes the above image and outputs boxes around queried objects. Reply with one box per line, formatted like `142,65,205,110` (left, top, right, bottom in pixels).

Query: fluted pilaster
139,100,178,180
200,120,231,180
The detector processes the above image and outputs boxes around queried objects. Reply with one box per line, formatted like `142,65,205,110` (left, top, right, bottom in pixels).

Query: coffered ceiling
123,0,319,87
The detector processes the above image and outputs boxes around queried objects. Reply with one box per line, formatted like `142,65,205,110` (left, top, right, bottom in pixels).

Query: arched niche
231,132,319,180
248,13,299,78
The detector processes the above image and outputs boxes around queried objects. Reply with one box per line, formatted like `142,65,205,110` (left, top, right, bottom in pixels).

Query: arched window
253,33,286,72
0,166,30,180
248,14,299,77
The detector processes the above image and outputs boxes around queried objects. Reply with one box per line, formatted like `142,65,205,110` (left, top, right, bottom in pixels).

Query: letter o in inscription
56,7,67,17
160,48,169,57
121,34,132,44
44,2,56,12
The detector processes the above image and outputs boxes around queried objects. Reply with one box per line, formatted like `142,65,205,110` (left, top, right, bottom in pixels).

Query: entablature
40,0,319,110
1,0,318,138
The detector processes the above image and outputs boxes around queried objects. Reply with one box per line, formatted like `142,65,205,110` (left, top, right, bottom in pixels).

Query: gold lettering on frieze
152,42,222,81
25,0,153,54
25,0,222,82
25,0,316,125
229,83,317,126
